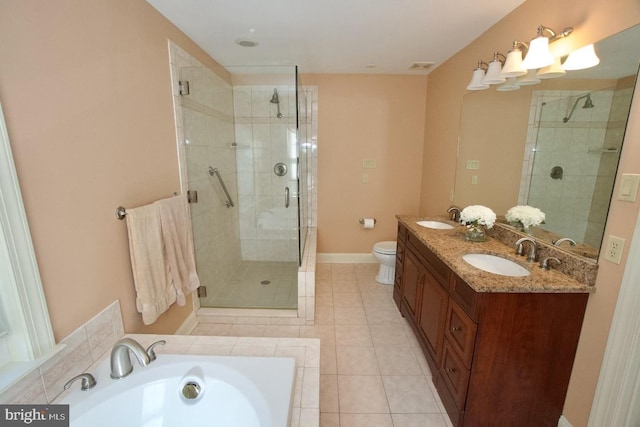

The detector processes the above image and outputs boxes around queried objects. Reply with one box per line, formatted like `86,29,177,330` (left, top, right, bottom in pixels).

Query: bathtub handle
64,373,97,391
146,340,166,362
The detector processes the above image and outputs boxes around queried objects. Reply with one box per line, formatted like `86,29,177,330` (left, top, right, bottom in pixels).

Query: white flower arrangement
460,205,496,229
505,205,546,229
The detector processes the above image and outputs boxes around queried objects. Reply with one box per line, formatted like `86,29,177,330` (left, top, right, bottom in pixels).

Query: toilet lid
374,241,397,254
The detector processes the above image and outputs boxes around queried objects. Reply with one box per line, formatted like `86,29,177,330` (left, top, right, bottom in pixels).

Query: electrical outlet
471,175,478,185
604,235,625,264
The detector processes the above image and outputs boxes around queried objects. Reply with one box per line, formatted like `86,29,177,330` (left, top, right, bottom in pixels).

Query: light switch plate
466,160,480,170
604,235,625,264
618,173,640,202
362,159,377,169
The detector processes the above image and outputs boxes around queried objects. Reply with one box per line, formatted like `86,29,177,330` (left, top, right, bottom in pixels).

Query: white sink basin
462,253,530,277
416,220,455,230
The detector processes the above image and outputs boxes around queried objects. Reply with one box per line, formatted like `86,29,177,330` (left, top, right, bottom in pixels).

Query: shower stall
171,50,313,311
520,86,632,248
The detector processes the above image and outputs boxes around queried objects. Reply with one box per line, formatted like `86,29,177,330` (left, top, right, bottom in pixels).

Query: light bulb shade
537,58,566,79
483,61,506,84
467,68,489,90
496,77,520,92
562,44,600,70
500,50,527,78
516,69,541,86
522,36,555,69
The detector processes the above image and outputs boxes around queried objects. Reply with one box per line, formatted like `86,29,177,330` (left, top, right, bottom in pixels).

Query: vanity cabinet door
418,269,448,364
401,249,423,320
394,231,407,309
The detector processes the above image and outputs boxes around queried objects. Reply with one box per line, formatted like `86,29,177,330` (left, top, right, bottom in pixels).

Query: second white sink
463,253,530,277
416,220,455,230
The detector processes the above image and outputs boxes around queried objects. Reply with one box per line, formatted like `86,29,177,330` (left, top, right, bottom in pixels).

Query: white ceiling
146,0,525,74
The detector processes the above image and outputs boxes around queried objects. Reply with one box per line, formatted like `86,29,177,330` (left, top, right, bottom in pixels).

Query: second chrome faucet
515,237,538,262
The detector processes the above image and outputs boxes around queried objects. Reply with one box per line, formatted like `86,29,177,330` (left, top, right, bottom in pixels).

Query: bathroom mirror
454,24,640,260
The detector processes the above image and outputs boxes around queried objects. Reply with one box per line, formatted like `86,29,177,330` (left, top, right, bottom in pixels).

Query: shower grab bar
208,167,235,208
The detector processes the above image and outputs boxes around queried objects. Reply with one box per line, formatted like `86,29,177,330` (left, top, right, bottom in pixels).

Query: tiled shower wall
233,85,318,262
519,87,629,246
169,42,242,302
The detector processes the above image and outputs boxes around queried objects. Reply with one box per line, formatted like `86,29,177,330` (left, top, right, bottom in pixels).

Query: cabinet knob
451,326,462,332
446,367,456,373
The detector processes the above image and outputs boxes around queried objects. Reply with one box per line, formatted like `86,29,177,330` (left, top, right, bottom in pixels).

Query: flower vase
512,222,532,235
465,224,487,242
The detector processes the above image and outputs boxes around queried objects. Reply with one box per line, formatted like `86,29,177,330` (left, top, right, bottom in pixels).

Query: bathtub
57,354,296,427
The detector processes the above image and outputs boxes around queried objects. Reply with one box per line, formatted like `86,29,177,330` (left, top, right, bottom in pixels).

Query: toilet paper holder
359,218,377,225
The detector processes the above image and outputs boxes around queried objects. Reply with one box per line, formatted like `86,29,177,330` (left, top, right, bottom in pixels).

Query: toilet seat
373,241,397,255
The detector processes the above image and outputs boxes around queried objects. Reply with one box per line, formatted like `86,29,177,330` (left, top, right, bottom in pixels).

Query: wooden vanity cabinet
395,225,589,427
393,224,407,307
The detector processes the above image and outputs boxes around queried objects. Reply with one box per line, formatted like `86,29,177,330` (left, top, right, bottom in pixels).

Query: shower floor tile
200,261,298,309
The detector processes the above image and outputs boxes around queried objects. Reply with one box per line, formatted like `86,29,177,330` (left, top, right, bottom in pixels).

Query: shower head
563,94,594,123
270,88,280,104
270,88,283,118
583,94,594,109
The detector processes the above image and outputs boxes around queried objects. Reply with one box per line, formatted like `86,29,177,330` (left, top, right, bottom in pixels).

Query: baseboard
558,416,573,427
175,310,198,335
317,253,377,263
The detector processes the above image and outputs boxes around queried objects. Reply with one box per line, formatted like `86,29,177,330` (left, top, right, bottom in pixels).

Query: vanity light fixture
537,58,567,79
496,77,520,92
466,61,490,90
500,41,528,78
516,69,541,86
483,52,507,84
522,25,573,70
562,44,600,70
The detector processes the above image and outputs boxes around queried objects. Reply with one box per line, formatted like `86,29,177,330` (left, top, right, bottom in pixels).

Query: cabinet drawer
440,339,471,409
444,299,477,369
408,234,450,287
450,274,478,321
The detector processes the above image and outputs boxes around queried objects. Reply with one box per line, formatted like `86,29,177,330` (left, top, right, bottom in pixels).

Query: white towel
126,203,176,325
156,195,201,305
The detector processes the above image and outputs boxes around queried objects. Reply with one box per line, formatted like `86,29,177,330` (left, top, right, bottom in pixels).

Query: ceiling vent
409,62,435,71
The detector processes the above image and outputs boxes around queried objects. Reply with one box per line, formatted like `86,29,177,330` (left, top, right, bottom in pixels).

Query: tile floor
193,263,454,427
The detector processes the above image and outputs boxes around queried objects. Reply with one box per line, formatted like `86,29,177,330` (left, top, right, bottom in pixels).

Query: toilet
372,241,397,285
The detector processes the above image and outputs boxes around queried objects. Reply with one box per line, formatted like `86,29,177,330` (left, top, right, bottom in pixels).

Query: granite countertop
397,215,595,294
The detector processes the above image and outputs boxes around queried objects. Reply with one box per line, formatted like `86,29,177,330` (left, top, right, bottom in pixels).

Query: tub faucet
515,237,538,262
110,338,150,379
447,206,461,222
553,237,577,247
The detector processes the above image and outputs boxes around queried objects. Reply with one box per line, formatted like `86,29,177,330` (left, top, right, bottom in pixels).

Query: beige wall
0,0,229,340
303,74,427,253
420,0,640,425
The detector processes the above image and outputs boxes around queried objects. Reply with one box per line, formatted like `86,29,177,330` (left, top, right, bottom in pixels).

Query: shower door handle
285,187,290,208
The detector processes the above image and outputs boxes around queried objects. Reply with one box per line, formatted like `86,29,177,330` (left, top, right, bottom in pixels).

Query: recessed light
236,38,259,48
409,62,434,71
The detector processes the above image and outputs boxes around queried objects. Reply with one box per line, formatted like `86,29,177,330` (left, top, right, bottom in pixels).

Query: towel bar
116,193,179,220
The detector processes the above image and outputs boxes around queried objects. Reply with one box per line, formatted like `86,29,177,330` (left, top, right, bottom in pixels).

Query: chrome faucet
110,338,150,379
553,237,577,247
447,206,461,222
540,257,562,270
515,237,538,262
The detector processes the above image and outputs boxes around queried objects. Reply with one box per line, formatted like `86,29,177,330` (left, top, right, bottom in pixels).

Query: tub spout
110,338,150,379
